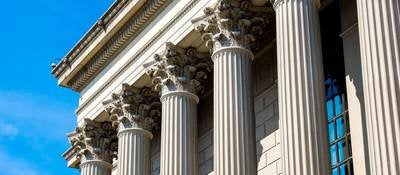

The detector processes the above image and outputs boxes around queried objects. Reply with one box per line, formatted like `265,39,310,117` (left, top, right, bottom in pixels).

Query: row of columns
67,0,400,175
273,0,400,174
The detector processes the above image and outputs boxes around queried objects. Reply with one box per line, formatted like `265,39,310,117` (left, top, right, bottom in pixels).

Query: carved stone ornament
68,119,118,163
104,84,162,132
146,42,212,94
194,0,274,51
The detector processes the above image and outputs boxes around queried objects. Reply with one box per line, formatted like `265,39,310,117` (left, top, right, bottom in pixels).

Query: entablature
52,0,170,91
75,0,214,125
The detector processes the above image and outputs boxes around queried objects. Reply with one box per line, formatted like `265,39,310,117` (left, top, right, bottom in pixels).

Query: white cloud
0,121,18,138
0,149,50,175
0,90,76,141
0,90,78,175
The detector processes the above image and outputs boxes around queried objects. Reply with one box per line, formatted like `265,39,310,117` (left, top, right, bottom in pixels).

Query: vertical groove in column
212,47,256,175
160,93,198,175
118,129,151,175
275,0,330,174
356,0,400,174
80,161,111,175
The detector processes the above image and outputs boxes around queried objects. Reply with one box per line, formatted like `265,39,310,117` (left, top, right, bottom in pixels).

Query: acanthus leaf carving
104,84,161,132
146,42,212,94
68,119,118,163
194,0,274,51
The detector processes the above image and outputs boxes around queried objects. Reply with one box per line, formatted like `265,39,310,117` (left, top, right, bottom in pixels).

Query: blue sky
0,1,113,175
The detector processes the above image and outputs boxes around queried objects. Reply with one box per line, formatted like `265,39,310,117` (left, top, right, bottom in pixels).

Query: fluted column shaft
160,91,198,175
212,47,256,175
80,160,112,175
104,85,161,175
274,0,330,174
146,43,211,175
356,1,400,174
117,128,152,175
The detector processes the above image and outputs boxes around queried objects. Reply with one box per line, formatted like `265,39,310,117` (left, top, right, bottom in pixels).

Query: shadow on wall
254,84,281,174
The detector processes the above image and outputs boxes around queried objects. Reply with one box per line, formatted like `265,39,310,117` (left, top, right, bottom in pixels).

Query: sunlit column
146,43,212,175
105,84,161,175
356,0,400,174
273,0,331,174
194,1,273,174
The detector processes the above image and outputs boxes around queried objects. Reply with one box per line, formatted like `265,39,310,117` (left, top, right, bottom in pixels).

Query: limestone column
273,0,330,174
356,1,400,174
146,43,212,175
104,84,161,175
69,119,118,175
194,1,272,174
80,161,111,175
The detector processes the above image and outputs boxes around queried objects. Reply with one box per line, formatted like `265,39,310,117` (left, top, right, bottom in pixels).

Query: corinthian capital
104,84,161,132
68,119,118,163
194,0,273,51
146,42,212,94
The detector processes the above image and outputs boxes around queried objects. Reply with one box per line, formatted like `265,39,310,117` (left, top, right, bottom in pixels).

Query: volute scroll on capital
146,42,212,95
103,84,161,132
193,0,274,52
68,119,118,164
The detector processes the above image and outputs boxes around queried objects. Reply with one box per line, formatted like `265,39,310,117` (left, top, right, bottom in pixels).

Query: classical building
52,0,399,175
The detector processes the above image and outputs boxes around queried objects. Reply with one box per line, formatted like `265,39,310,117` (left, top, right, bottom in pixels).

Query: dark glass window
320,1,353,174
325,77,353,175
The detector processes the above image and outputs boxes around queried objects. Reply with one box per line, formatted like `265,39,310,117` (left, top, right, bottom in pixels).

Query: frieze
75,0,201,115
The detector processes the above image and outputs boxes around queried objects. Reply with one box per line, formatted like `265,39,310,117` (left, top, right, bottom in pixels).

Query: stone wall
151,134,161,175
254,85,281,175
197,93,214,175
253,44,281,175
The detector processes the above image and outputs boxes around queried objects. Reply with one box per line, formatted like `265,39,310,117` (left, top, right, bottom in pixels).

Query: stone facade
56,0,400,175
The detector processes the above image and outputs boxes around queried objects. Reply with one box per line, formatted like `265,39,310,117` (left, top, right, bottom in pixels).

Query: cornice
62,146,79,168
66,0,171,91
75,0,202,115
52,0,130,77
